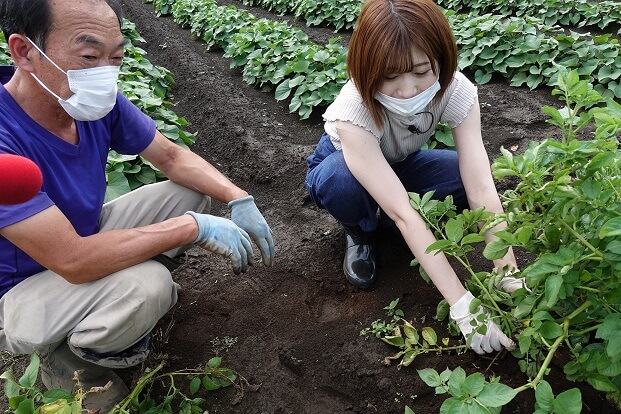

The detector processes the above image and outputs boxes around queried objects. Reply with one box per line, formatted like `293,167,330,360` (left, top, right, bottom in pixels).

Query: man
0,0,274,411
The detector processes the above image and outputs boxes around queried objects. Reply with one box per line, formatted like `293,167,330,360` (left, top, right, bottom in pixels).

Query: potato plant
437,0,621,30
0,353,238,414
401,69,621,412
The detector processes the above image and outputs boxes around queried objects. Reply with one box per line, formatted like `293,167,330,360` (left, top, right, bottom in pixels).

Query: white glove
497,268,530,294
450,292,516,354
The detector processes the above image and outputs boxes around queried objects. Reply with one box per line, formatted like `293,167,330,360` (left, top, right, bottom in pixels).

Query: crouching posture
0,0,274,411
306,0,525,354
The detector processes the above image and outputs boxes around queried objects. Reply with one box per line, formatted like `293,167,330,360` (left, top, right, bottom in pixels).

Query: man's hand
229,196,274,266
450,291,516,354
185,211,253,274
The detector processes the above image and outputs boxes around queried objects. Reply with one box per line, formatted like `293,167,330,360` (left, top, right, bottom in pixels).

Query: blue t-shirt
0,71,156,296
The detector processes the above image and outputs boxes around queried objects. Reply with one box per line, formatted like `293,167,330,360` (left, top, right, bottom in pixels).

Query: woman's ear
8,34,36,72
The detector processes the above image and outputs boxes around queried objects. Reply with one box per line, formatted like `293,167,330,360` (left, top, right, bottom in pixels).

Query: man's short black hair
0,0,123,50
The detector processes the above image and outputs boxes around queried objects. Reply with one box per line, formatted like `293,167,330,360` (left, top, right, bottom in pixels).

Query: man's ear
8,34,36,72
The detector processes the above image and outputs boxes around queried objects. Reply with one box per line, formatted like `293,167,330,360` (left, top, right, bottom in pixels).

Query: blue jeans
305,133,468,233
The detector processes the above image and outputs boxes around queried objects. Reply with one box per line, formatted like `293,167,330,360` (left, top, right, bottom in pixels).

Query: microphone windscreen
0,154,43,205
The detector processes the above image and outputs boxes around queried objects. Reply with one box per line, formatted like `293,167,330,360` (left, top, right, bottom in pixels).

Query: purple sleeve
108,92,157,155
0,143,54,229
0,192,54,229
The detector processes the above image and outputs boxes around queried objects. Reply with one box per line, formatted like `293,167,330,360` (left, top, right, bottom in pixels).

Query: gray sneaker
40,341,143,413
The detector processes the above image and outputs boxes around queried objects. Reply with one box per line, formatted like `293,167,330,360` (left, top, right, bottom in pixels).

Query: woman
306,0,524,354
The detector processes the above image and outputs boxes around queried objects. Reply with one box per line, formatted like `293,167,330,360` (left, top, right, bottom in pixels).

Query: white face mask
26,37,120,121
375,79,441,117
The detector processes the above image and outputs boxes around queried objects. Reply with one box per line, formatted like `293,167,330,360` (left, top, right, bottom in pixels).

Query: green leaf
104,171,131,202
202,376,221,391
436,300,450,321
9,395,25,410
18,353,39,388
543,273,563,308
190,377,201,395
445,218,464,243
274,80,292,101
553,388,582,414
426,239,454,254
42,389,74,404
422,327,438,346
600,217,621,237
440,397,466,414
586,374,618,392
595,314,621,357
461,233,486,245
16,397,35,414
535,380,554,411
514,295,537,319
448,367,466,397
207,357,222,369
461,373,485,397
418,368,442,387
475,383,517,407
483,240,510,260
539,321,563,340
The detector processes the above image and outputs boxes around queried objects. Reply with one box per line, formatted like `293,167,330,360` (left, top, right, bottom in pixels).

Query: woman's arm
336,121,467,305
452,100,518,272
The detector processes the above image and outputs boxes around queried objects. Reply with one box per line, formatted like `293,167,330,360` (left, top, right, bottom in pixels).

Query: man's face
30,0,126,100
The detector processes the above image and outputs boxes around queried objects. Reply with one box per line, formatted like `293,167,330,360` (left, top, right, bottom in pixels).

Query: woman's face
377,47,437,99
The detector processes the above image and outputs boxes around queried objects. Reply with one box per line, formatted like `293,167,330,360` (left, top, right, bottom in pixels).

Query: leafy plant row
151,0,348,120
242,0,621,99
238,0,361,31
232,0,620,35
150,0,621,118
0,39,9,65
0,22,195,200
448,11,621,98
437,0,621,31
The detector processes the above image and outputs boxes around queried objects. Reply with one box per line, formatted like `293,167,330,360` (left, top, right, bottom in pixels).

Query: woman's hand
450,291,516,354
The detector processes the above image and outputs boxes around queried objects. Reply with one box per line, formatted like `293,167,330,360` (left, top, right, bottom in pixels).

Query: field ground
2,0,620,413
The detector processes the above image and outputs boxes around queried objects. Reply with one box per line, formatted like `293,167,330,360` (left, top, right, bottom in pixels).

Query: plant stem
514,301,591,393
576,285,600,293
558,218,609,264
514,320,568,393
114,364,165,412
454,255,505,318
574,324,601,336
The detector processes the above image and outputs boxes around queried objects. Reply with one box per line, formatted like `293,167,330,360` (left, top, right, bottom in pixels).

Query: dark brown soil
3,1,619,413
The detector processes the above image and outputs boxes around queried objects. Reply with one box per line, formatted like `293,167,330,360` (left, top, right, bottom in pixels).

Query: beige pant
0,181,209,355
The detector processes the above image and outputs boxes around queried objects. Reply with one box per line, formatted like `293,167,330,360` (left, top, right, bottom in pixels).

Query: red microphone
0,154,43,205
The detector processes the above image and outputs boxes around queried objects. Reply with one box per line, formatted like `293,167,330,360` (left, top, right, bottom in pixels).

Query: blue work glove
228,196,274,266
185,211,253,275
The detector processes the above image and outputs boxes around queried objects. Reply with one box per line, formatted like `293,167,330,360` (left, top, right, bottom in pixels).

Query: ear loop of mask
25,36,67,101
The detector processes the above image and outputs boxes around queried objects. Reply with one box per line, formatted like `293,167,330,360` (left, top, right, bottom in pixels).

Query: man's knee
123,261,178,315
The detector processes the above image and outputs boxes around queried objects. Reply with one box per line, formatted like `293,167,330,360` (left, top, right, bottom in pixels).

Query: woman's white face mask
375,78,440,117
26,37,120,121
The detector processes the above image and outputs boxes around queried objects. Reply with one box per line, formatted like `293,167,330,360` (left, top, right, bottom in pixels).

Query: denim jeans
305,133,468,233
